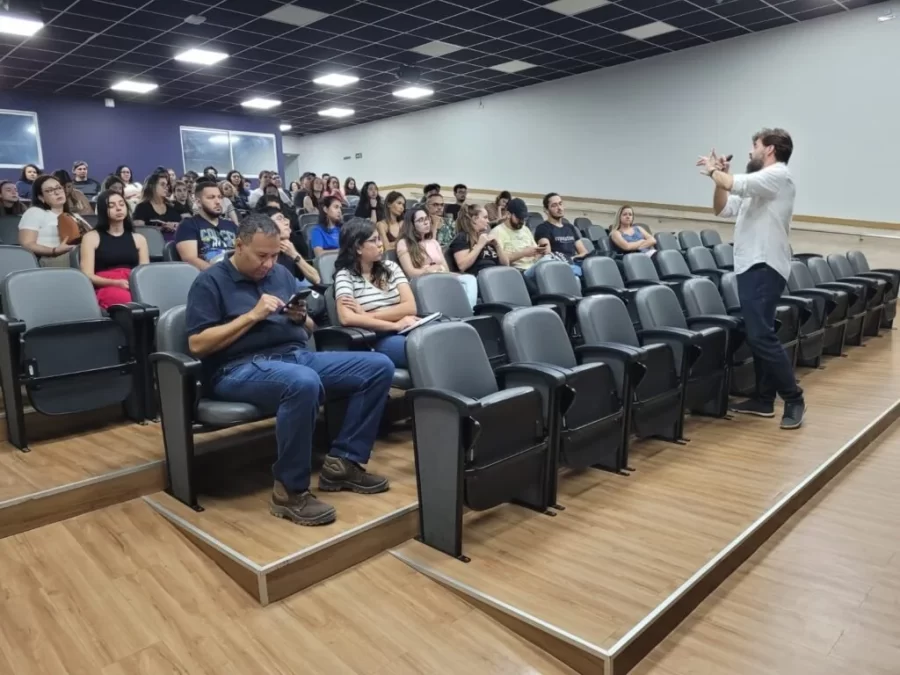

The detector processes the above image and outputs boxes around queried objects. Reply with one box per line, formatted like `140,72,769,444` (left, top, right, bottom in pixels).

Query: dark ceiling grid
0,0,878,135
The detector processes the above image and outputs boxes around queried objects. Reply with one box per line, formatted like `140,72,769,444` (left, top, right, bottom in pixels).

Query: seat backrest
163,241,181,262
678,230,702,249
0,216,21,245
827,253,855,279
574,217,592,236
580,238,595,253
587,225,607,243
2,268,102,328
719,272,740,309
655,249,691,277
847,250,869,274
788,260,816,291
302,222,318,250
131,262,200,314
325,286,339,324
526,213,543,232
0,245,38,283
156,305,189,354
534,259,582,297
406,322,498,399
582,256,625,290
577,294,639,347
655,232,680,251
635,285,687,330
478,266,532,307
383,249,398,264
502,306,576,368
622,252,660,282
700,229,722,247
712,243,734,268
682,277,727,316
685,246,717,272
412,273,473,318
807,257,835,284
635,222,652,234
315,251,338,285
134,226,167,260
299,213,319,230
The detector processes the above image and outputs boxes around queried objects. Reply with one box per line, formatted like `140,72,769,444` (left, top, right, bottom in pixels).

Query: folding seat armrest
406,387,481,416
473,301,518,317
0,314,26,338
150,351,202,376
855,271,895,293
817,282,860,304
692,267,724,279
788,288,837,314
637,327,703,370
718,264,734,272
314,326,375,351
582,284,627,299
624,279,659,289
839,276,879,298
494,362,572,419
659,273,693,283
574,343,647,392
778,295,813,324
686,314,743,332
793,253,820,263
532,292,579,307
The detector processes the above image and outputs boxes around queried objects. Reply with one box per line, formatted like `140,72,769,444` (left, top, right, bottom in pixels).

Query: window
0,110,43,169
180,126,277,178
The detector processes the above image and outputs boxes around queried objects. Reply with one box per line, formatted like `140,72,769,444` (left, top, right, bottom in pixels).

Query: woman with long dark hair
132,172,181,240
375,191,405,251
343,176,360,209
17,174,78,266
333,218,418,367
485,190,511,226
354,181,382,223
115,165,142,197
310,195,343,257
16,163,40,200
303,176,324,214
51,169,93,216
226,170,249,211
80,190,149,308
0,180,27,216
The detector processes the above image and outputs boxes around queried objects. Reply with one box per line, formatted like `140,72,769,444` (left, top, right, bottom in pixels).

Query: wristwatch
293,255,302,263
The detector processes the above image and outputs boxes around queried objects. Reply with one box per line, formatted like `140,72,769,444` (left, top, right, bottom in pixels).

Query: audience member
132,173,181,240
264,205,318,286
293,172,312,211
79,190,150,309
344,177,360,208
354,181,382,223
450,204,509,276
289,181,301,194
303,176,325,214
17,174,77,266
227,170,249,211
72,161,101,200
269,173,292,204
492,198,549,290
322,173,331,184
166,168,178,192
324,176,349,206
444,183,467,220
115,165,142,202
218,180,242,224
203,166,219,179
102,174,126,198
185,213,393,525
175,179,238,270
52,170,94,216
376,191,406,251
310,195,343,257
423,183,440,199
334,218,418,367
248,171,290,208
16,164,40,200
485,190,511,225
0,181,26,216
426,192,456,247
609,205,656,255
171,180,193,218
534,193,587,277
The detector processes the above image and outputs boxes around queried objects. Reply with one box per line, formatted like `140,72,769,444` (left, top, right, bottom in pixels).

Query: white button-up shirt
718,162,795,281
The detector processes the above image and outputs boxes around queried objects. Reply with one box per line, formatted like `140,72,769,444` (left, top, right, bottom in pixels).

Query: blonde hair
611,204,635,232
455,204,487,248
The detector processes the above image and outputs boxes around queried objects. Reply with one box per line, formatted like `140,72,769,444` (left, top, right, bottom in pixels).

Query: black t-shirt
133,200,181,226
444,203,462,220
171,200,192,217
448,232,499,276
534,220,581,262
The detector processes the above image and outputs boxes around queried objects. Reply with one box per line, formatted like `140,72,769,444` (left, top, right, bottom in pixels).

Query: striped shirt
334,260,408,313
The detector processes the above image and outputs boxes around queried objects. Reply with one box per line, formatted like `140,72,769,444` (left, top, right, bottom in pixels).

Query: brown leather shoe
270,481,336,526
318,456,390,494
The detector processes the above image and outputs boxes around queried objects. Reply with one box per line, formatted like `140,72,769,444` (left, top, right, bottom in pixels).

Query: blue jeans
456,274,478,308
736,264,803,404
211,348,395,492
374,334,408,368
522,257,582,293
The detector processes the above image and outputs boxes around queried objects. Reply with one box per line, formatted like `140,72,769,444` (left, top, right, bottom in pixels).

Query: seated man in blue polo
185,213,394,526
310,194,343,257
175,178,238,270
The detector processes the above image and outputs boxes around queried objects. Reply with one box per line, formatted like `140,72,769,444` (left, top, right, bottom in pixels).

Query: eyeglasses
43,186,64,195
429,202,444,208
413,216,429,224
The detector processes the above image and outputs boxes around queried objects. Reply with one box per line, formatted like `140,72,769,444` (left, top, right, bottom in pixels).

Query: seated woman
344,176,360,208
396,206,478,307
263,205,318,286
324,176,349,206
115,165,142,209
80,190,150,309
376,191,405,251
18,174,79,267
132,172,181,240
303,176,324,214
52,170,94,216
609,205,656,256
450,204,510,277
0,180,26,216
16,164,40,201
354,181,383,224
218,180,242,224
334,218,419,368
102,174,126,198
310,195,343,257
226,170,249,212
484,190,511,226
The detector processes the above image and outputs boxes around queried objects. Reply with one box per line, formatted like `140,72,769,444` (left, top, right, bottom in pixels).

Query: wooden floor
394,331,900,654
0,499,575,675
634,411,900,675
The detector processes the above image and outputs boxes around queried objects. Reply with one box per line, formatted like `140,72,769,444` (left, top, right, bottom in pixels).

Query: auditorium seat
406,320,555,560
826,254,886,336
526,213,543,232
807,257,880,339
315,251,337,286
700,229,723,248
299,213,319,230
0,216,21,245
0,245,38,309
0,268,149,450
622,252,688,308
795,259,863,348
656,249,724,288
712,243,734,271
655,232,681,252
683,246,726,287
577,294,685,444
846,250,897,327
678,230,703,250
573,217,592,238
502,306,627,478
532,259,594,336
163,241,181,261
580,256,640,326
634,285,730,418
134,226,167,262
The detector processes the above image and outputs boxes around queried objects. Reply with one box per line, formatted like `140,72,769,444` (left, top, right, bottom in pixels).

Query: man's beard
201,205,221,219
746,156,764,173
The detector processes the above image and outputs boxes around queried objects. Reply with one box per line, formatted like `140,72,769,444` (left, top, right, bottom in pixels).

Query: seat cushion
391,368,412,390
196,399,266,427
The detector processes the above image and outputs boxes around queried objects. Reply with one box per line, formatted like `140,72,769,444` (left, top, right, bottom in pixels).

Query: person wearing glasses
426,192,456,247
17,174,78,266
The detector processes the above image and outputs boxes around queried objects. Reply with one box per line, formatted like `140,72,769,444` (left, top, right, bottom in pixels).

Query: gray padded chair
163,241,181,261
577,294,685,444
0,245,38,310
622,252,687,308
0,268,147,450
712,243,734,271
827,253,885,336
0,216,21,246
655,232,681,252
573,217,592,237
678,230,703,250
532,259,588,336
656,249,724,289
700,229,723,248
633,285,729,417
502,306,627,481
684,247,726,288
315,251,338,286
788,260,849,355
807,257,875,341
526,212,543,232
406,321,555,560
581,256,640,327
846,250,897,327
134,226,167,261
299,213,319,230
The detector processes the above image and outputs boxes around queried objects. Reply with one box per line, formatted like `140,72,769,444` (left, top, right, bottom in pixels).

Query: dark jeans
212,348,394,492
736,264,803,405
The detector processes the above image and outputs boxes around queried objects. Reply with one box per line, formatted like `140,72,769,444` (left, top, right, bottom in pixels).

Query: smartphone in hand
279,289,312,313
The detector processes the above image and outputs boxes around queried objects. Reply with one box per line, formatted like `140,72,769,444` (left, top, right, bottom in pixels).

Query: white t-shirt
334,260,408,313
18,206,61,248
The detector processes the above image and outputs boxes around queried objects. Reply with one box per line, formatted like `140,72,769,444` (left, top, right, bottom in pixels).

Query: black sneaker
270,482,336,526
318,456,390,494
781,401,806,430
729,399,775,417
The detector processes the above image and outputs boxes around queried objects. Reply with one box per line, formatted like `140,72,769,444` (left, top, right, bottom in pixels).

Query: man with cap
491,197,549,291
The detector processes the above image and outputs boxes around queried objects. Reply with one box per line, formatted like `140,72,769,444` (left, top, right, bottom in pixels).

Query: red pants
95,268,133,309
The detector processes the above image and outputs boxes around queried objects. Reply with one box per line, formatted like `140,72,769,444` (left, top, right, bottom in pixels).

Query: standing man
697,128,805,429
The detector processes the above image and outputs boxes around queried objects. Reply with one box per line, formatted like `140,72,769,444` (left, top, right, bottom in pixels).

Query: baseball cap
506,197,528,221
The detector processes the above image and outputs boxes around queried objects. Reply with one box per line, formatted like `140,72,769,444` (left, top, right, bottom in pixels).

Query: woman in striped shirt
334,218,419,368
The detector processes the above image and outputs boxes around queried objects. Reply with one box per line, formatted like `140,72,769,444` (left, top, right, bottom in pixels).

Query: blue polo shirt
310,223,340,252
185,256,309,382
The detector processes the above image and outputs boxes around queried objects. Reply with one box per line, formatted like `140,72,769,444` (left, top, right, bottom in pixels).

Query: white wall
283,4,898,223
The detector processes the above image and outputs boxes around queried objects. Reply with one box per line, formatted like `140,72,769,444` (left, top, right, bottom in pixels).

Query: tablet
398,312,442,335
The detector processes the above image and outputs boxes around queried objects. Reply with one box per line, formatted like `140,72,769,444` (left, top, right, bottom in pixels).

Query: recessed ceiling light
184,14,207,25
312,73,359,87
877,9,896,21
279,124,292,131
410,40,462,57
544,0,610,16
111,80,158,94
174,48,229,65
393,86,434,100
318,108,354,118
261,5,327,27
623,21,678,39
0,15,44,37
491,60,536,74
241,97,281,110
